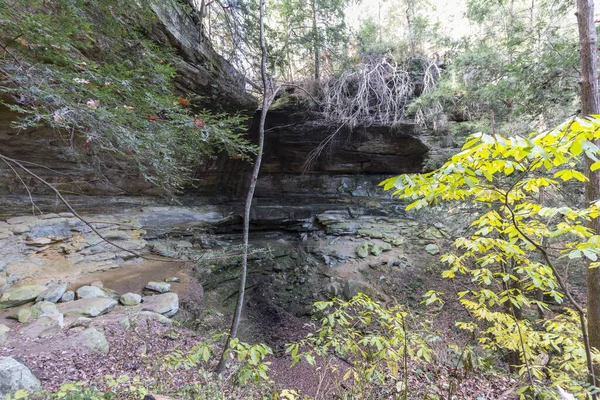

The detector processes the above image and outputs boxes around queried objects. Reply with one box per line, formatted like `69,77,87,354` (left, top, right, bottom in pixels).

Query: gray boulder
76,286,107,299
119,293,141,306
30,301,59,319
145,281,170,293
22,314,64,338
60,291,75,302
57,297,117,317
0,285,46,308
35,283,67,303
73,328,109,354
0,357,41,398
142,293,178,317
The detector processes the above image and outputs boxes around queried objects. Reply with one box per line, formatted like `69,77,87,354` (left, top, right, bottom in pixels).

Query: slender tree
215,0,275,374
578,0,600,386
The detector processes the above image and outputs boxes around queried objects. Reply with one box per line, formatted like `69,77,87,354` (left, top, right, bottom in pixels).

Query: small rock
120,293,141,306
90,281,104,288
17,308,32,323
145,281,171,293
67,317,92,329
371,242,392,256
60,291,75,302
76,285,107,299
162,329,182,340
425,243,440,255
142,293,178,317
0,284,47,308
36,283,68,303
0,357,41,397
102,287,121,300
120,317,130,330
344,280,374,300
164,277,180,283
137,311,173,325
356,242,370,258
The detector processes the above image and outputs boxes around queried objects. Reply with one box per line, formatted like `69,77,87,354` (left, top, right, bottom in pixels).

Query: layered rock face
192,107,429,199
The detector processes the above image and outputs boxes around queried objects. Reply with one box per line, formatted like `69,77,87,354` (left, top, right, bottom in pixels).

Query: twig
0,152,185,263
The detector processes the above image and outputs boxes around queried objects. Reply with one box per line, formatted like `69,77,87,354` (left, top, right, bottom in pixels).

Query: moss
0,0,255,194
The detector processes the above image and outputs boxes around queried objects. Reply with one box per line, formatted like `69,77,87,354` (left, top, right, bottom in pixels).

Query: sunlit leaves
381,116,600,398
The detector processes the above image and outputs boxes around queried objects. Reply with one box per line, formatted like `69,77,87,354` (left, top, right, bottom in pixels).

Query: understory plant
382,116,600,398
286,293,435,399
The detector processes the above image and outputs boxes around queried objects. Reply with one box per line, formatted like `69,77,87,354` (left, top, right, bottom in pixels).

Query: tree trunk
215,0,271,374
578,0,600,387
311,0,320,81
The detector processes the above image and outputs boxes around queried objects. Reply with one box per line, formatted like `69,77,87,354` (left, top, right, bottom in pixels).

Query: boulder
35,283,67,303
142,293,178,317
60,291,75,302
76,286,108,299
0,284,46,308
0,357,41,398
57,297,118,317
164,277,180,283
72,327,109,354
30,301,59,319
90,281,104,288
145,281,170,293
119,293,141,306
22,314,64,338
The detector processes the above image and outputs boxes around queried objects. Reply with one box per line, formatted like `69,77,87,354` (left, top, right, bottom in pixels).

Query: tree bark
215,0,271,374
578,0,600,387
311,0,320,81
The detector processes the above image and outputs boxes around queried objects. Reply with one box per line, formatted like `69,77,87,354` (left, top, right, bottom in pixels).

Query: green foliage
0,0,255,194
270,0,348,78
382,116,600,398
287,293,434,399
410,0,579,137
165,334,273,385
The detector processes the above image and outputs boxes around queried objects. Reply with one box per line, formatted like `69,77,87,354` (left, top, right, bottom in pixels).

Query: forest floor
1,256,519,399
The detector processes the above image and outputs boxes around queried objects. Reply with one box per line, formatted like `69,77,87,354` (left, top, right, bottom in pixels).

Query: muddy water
70,260,193,294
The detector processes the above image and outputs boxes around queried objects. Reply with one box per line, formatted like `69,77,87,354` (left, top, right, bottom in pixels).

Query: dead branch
0,152,185,263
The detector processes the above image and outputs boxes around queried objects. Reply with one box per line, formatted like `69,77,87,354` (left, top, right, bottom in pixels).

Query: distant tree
272,0,348,80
